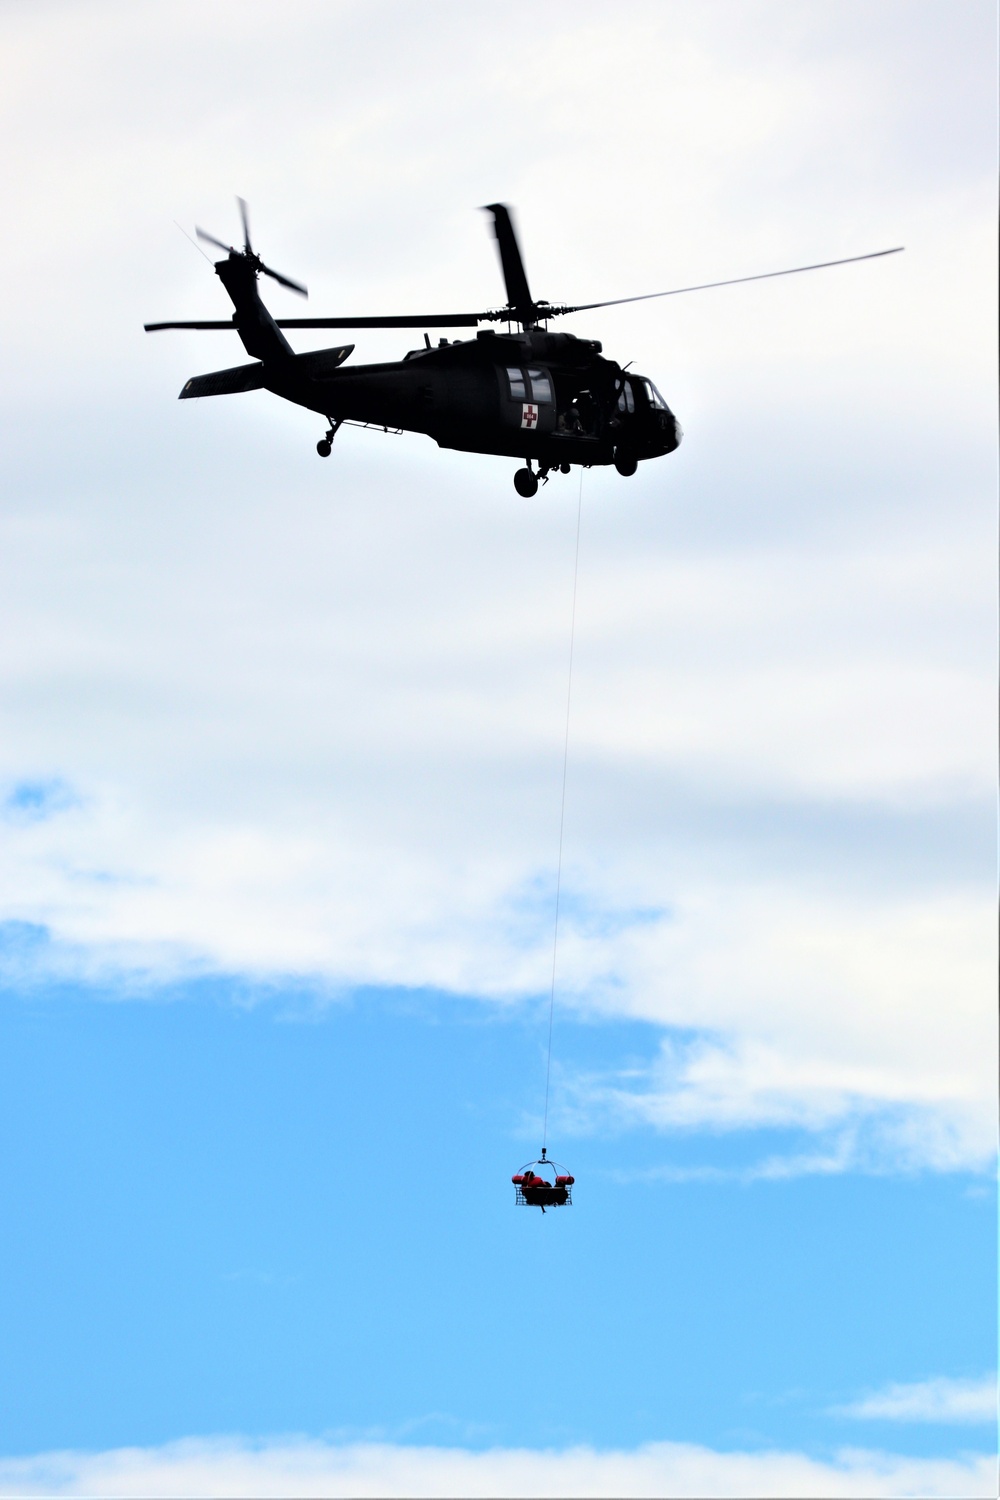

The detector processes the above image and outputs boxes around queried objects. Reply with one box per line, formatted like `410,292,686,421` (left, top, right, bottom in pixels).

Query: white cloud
837,1375,998,1425
0,1436,995,1500
0,1,994,1169
565,885,998,1170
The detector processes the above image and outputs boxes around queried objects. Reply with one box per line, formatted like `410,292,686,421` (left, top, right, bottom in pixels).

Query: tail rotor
195,198,308,298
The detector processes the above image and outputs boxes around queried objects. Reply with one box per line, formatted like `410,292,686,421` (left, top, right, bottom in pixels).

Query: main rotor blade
260,263,308,297
483,204,533,323
237,196,252,253
274,311,485,329
552,247,905,317
144,320,236,331
195,226,232,254
144,312,488,331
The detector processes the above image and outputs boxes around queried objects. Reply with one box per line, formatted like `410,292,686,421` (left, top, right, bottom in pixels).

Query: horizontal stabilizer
292,344,354,376
179,362,265,399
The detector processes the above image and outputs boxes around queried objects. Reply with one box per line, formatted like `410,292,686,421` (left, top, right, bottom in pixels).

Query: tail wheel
316,439,332,458
513,467,539,497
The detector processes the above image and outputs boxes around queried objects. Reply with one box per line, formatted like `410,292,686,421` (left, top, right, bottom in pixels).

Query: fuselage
209,254,682,469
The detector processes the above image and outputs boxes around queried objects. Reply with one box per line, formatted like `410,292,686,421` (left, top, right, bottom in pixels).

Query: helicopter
145,200,902,497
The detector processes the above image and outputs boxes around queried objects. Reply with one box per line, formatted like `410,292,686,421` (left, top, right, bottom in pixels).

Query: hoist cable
542,469,584,1151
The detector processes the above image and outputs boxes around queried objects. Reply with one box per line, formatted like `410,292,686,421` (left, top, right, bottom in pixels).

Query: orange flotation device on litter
511,1150,574,1210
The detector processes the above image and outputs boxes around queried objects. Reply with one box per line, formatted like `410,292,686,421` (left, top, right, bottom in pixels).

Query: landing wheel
559,463,571,475
614,448,638,477
514,466,538,497
316,439,332,458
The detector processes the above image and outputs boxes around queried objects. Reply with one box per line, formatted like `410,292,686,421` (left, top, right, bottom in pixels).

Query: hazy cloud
836,1374,998,1425
0,1435,995,1499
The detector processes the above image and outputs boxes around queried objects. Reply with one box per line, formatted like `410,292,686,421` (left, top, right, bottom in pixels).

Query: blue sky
1,970,994,1463
0,2,996,1495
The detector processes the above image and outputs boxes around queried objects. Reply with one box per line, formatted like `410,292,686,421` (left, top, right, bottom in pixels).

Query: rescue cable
542,470,584,1153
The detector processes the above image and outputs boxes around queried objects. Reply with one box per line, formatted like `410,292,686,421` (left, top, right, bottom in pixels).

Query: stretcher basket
511,1149,574,1209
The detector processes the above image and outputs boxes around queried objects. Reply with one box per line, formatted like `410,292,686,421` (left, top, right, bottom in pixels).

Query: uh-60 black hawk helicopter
145,201,902,496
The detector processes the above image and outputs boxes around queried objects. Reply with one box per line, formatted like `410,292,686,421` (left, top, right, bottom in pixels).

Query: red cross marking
521,403,539,429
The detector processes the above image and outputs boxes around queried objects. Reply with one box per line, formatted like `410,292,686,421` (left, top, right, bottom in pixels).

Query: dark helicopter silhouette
145,200,902,496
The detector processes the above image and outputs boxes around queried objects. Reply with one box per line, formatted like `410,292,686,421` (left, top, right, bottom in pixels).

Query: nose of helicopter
662,410,682,453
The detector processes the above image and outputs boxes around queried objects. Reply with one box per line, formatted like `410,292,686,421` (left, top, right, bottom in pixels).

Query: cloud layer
0,1436,996,1500
0,0,995,1169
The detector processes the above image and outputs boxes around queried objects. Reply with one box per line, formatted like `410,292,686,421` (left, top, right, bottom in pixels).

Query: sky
0,1,996,1495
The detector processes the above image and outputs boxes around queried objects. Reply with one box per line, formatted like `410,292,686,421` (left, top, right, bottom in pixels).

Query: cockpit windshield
644,379,668,411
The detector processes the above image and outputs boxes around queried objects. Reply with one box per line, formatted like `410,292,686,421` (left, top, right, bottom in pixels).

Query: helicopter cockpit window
507,368,526,400
617,380,635,414
644,379,668,410
527,369,552,404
